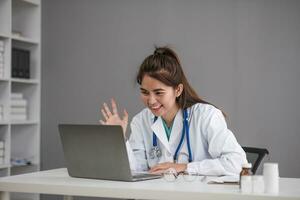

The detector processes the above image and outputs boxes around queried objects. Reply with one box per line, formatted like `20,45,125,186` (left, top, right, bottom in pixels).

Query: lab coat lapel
168,110,184,151
151,117,171,153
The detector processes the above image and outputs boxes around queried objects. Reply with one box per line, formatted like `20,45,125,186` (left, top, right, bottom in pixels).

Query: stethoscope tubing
152,109,192,162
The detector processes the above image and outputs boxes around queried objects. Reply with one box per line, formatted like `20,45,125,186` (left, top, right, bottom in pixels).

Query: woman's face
140,75,182,121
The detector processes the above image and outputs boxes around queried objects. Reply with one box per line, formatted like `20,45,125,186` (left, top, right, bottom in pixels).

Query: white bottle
263,163,279,194
241,176,252,193
252,175,264,194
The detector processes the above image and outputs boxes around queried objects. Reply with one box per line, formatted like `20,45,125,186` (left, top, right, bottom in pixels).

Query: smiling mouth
150,105,162,111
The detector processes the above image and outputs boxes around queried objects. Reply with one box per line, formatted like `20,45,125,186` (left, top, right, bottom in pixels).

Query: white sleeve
187,108,247,176
126,117,149,172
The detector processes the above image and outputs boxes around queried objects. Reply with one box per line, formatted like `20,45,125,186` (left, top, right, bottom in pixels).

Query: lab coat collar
168,110,184,146
151,109,183,153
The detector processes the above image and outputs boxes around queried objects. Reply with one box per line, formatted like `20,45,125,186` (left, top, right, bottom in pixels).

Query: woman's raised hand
99,98,128,135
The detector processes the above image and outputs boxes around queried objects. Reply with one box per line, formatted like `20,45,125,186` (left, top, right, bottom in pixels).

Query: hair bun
154,48,165,56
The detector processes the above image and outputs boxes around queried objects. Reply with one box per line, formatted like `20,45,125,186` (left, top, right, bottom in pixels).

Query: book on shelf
12,48,30,79
11,107,26,114
11,93,23,99
0,141,4,149
11,99,27,107
12,31,22,38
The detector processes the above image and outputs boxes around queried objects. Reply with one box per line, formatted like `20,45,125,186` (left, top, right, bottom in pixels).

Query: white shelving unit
0,0,41,200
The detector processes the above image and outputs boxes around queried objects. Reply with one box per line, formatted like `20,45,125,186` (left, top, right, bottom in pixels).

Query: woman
100,46,247,175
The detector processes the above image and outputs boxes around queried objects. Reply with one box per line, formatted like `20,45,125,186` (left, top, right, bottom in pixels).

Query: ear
175,84,184,97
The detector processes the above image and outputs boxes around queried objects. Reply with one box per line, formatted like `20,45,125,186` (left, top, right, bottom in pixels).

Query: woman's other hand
99,98,128,136
149,162,187,174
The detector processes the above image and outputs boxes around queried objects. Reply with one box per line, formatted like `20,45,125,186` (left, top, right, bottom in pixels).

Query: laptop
58,124,161,181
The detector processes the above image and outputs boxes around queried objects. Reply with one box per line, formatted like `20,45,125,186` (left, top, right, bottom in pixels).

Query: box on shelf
10,93,28,121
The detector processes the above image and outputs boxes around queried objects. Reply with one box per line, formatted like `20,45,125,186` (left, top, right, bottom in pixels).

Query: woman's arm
187,107,247,176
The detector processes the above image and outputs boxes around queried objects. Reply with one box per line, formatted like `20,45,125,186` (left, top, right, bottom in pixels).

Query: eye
140,90,149,95
155,91,164,96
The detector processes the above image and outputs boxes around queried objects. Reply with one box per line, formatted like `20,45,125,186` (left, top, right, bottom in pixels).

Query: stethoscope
149,109,193,162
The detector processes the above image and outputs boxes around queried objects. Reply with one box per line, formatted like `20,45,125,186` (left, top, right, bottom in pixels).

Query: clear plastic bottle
239,163,252,189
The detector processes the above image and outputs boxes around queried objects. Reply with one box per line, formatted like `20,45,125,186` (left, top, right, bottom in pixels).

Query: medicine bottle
239,163,252,189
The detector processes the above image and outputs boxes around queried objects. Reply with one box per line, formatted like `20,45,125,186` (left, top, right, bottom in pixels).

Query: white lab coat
126,103,247,176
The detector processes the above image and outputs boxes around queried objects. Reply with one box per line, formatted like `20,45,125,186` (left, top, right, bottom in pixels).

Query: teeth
151,105,161,109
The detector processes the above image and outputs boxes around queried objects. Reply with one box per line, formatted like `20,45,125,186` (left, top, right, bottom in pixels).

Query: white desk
0,168,300,200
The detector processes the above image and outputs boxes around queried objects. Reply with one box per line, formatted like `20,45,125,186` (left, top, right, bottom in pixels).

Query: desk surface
0,168,300,200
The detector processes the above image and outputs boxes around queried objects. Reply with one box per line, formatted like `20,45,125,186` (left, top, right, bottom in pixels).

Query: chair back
242,146,269,174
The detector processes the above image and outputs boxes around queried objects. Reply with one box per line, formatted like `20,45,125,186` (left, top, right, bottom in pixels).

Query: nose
148,94,157,105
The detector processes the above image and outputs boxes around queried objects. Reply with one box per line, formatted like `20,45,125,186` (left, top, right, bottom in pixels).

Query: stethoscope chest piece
150,109,192,162
149,146,162,159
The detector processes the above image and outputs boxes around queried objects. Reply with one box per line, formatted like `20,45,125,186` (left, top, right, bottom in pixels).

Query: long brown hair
136,46,211,110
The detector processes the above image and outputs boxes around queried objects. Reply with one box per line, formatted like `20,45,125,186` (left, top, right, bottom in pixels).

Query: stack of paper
0,40,4,78
0,141,4,165
11,93,27,121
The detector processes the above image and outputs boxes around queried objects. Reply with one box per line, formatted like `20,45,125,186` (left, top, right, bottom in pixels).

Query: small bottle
241,176,252,193
252,175,264,194
239,163,252,189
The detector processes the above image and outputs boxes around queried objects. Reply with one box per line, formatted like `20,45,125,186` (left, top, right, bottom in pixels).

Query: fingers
123,109,128,122
103,102,112,117
111,98,118,115
149,162,174,173
101,108,108,120
99,120,106,124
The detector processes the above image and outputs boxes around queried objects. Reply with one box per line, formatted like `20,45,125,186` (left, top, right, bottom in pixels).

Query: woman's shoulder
189,103,222,118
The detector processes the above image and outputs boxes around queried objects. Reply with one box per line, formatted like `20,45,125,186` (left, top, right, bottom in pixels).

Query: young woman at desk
100,46,247,175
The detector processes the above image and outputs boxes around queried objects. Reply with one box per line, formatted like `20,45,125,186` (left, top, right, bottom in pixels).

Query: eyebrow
140,88,165,92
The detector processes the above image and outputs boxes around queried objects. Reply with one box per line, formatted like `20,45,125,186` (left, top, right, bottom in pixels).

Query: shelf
0,1,41,199
0,33,10,39
11,78,39,84
12,36,39,45
10,120,39,125
0,78,10,82
16,0,40,6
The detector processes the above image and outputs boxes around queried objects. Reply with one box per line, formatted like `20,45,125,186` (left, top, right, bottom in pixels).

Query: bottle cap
242,163,252,168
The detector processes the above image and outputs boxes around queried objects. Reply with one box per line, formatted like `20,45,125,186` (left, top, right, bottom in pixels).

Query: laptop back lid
59,124,133,181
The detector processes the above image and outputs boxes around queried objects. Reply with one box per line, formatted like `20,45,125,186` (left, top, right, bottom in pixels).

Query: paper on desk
203,175,239,184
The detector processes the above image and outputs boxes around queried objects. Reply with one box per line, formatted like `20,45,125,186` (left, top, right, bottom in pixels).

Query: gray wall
42,0,300,179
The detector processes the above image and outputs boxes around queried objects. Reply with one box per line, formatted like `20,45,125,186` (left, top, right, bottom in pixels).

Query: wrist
177,163,187,173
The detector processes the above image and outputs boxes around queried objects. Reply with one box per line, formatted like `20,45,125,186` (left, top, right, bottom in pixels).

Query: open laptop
58,124,161,181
